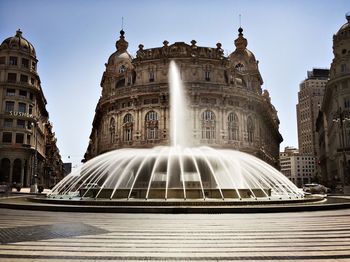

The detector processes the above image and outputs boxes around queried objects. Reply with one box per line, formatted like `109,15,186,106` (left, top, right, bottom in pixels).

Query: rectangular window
2,132,12,143
124,128,132,142
344,98,350,109
26,134,31,144
18,103,26,113
20,74,28,83
29,92,34,100
9,56,17,66
149,71,155,82
30,78,35,85
21,58,29,68
19,90,27,98
17,119,25,129
5,101,15,112
4,119,13,128
7,73,17,82
205,71,210,81
0,57,5,64
29,105,33,114
31,61,36,70
147,127,158,140
341,64,347,73
15,133,24,144
6,89,16,96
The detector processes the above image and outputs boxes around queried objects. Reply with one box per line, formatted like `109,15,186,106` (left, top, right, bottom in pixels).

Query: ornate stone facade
317,14,350,191
84,28,283,168
0,30,64,189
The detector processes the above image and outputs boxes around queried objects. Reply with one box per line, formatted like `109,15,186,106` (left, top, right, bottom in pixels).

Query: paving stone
0,223,108,244
0,209,349,261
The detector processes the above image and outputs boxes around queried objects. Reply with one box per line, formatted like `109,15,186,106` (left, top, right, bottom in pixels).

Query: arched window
228,112,239,141
119,65,126,74
123,114,133,142
145,111,158,121
145,111,158,140
12,159,22,184
124,114,133,124
0,158,10,182
110,118,116,144
201,110,216,140
235,63,244,72
247,116,254,143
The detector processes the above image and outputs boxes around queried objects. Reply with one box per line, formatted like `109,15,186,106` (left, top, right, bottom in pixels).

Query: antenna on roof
239,14,242,27
121,17,124,30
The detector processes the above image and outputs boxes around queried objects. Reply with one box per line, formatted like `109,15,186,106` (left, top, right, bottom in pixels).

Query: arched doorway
0,158,11,182
12,159,22,184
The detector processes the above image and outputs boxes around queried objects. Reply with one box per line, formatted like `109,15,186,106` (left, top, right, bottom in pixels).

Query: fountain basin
50,146,303,202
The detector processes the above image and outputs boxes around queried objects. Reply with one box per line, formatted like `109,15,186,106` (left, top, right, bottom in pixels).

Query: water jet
48,61,306,204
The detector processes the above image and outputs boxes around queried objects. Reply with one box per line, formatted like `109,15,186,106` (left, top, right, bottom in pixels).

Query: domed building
317,13,350,192
0,30,64,190
84,27,283,168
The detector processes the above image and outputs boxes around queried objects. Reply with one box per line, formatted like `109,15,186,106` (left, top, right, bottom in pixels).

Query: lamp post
30,119,38,193
332,107,350,191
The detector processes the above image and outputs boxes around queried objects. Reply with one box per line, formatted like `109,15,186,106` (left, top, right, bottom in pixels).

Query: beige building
297,68,329,156
0,30,64,189
280,146,316,187
317,13,350,191
84,27,283,168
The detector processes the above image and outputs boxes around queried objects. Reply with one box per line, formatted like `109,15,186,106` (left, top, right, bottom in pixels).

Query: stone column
20,161,25,185
9,159,13,183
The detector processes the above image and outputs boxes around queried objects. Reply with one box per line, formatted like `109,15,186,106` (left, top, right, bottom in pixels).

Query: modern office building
280,146,316,187
297,68,329,156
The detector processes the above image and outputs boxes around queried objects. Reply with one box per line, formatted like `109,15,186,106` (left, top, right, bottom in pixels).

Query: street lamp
332,107,350,190
30,119,38,193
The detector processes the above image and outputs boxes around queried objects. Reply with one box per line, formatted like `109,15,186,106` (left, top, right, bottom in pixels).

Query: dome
107,30,132,66
107,51,132,66
335,12,350,36
0,29,36,57
229,27,257,66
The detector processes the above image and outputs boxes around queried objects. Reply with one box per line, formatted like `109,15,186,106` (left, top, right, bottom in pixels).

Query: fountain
49,61,305,203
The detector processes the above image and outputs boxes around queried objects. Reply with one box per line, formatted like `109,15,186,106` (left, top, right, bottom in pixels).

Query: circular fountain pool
49,146,304,202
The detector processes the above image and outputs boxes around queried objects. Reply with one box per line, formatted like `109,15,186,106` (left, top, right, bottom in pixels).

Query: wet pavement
0,208,349,261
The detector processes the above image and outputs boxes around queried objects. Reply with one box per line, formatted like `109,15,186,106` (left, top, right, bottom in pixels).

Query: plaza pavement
0,207,349,261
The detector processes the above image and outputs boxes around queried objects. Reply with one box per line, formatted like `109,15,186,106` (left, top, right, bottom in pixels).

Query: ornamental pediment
135,41,225,61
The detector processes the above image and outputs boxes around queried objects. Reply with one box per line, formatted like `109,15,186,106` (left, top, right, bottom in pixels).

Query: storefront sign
8,111,34,118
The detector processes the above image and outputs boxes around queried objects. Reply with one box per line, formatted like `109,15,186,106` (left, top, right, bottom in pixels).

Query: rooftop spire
115,19,128,52
16,29,22,37
234,26,247,51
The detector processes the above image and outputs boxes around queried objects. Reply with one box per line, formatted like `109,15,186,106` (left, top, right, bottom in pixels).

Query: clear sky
0,0,348,169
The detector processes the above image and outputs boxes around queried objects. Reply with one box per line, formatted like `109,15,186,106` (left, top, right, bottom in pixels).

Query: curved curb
0,196,349,213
